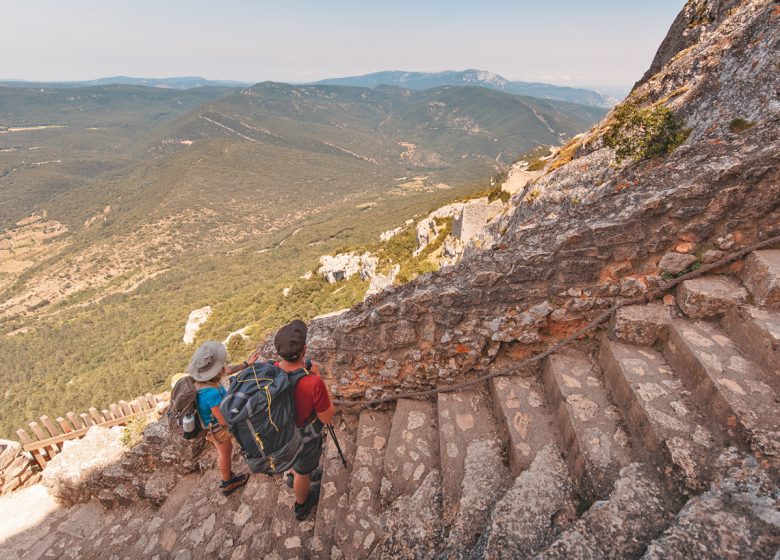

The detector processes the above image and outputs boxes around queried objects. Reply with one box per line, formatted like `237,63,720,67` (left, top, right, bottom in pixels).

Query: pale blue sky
2,1,684,88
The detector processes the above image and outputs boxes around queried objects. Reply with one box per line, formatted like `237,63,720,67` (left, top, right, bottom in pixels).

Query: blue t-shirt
196,386,226,427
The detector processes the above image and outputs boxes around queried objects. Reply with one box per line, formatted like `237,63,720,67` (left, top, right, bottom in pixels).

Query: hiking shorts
206,425,231,446
292,423,323,475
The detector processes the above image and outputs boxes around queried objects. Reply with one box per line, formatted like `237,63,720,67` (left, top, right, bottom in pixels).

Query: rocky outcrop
183,306,212,345
318,252,378,283
0,439,38,494
41,420,211,508
414,203,464,255
365,265,400,299
42,426,127,505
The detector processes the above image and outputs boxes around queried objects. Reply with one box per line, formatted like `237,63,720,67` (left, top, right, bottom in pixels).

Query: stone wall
0,439,39,495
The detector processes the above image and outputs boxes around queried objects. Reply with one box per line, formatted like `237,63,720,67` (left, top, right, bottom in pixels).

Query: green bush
728,118,754,133
604,102,690,162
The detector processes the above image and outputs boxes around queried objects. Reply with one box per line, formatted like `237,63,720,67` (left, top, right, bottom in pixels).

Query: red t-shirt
292,373,331,428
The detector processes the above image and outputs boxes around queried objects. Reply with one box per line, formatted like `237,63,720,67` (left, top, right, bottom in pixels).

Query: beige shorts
206,425,231,446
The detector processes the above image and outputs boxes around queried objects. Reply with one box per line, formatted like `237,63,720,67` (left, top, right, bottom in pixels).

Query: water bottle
182,413,196,434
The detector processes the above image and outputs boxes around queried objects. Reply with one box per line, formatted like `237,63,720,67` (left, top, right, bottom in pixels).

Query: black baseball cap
274,319,308,361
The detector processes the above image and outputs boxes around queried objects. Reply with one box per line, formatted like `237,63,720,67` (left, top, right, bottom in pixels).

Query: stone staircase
4,250,779,560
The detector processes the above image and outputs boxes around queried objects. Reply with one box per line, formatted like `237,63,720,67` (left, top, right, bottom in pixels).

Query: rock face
183,306,212,345
318,252,378,283
42,426,127,505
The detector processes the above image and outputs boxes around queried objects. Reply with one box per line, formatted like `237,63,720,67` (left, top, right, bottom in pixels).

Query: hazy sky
2,1,684,89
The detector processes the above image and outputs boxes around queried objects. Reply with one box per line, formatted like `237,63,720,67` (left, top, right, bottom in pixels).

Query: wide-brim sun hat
187,340,227,382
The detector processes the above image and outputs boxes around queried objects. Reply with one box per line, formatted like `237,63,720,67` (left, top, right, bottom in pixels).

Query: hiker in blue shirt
188,340,259,495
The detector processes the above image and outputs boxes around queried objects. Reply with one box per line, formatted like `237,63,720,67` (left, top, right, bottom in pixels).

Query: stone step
663,319,780,461
311,414,359,559
489,372,556,476
599,338,719,491
541,351,631,500
166,469,280,559
331,408,393,559
676,275,747,319
480,443,576,560
609,302,671,346
641,450,780,559
536,464,673,560
444,436,512,556
722,305,780,388
380,398,439,507
741,249,780,308
266,476,318,559
437,386,504,525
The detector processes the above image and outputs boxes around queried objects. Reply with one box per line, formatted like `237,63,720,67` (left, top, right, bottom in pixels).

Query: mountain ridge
312,68,617,108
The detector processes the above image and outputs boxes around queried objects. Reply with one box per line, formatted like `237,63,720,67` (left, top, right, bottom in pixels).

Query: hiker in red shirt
274,319,336,520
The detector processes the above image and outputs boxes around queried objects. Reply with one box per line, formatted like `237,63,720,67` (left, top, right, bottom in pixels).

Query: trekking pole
326,424,348,468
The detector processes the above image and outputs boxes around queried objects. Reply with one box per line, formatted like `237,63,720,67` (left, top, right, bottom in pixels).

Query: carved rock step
642,450,780,560
599,338,718,491
380,399,439,507
489,373,555,476
445,436,512,556
481,443,576,560
663,320,780,460
676,275,747,319
722,305,780,388
741,249,780,308
437,386,502,524
332,409,392,559
537,464,673,560
541,351,631,500
311,414,358,559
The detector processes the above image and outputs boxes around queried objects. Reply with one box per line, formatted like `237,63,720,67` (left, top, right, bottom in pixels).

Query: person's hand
246,351,261,365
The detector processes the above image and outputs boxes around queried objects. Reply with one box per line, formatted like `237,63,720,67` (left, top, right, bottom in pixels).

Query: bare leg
293,471,310,504
216,439,233,481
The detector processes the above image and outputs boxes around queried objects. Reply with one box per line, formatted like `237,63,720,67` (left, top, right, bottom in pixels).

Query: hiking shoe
286,466,323,489
221,473,249,496
293,485,320,521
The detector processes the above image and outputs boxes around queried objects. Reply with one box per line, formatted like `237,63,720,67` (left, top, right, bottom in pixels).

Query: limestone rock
42,426,127,505
0,439,22,472
741,249,780,308
183,306,212,345
676,276,747,318
415,203,464,255
379,226,403,242
365,265,400,299
481,444,576,559
642,450,780,559
318,252,378,283
658,252,697,274
538,464,673,559
609,303,671,345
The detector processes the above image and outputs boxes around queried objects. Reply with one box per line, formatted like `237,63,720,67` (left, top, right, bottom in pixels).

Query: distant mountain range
0,76,250,90
1,70,620,107
312,70,617,108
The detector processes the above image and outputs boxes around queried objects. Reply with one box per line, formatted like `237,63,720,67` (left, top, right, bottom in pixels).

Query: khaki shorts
206,425,231,446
